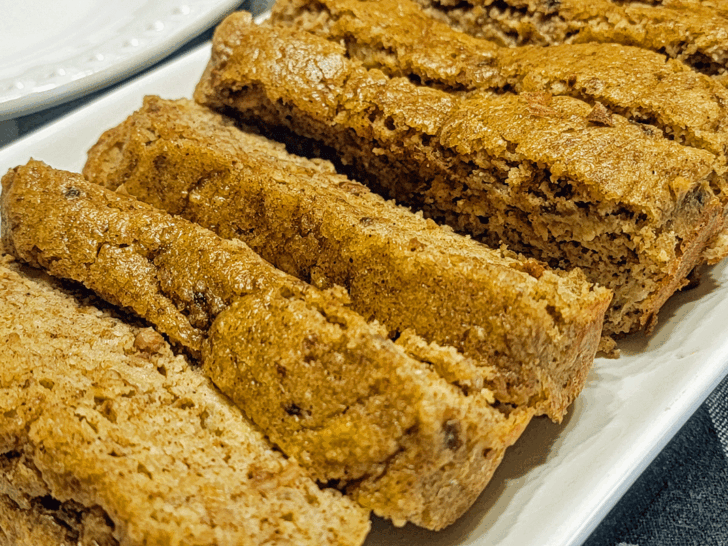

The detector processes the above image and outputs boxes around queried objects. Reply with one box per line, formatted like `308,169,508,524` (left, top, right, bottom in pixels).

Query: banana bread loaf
1,160,533,530
194,13,725,336
0,253,370,545
84,95,611,421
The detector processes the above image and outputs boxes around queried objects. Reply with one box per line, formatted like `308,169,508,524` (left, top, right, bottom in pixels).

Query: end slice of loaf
0,254,370,545
84,95,611,421
1,161,534,530
194,13,725,337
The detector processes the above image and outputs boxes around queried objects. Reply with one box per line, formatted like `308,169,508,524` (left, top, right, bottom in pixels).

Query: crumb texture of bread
1,162,534,530
194,13,725,337
84,95,612,422
0,253,371,546
0,492,118,546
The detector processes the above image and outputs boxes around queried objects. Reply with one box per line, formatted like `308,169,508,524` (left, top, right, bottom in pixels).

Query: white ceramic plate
1,38,727,546
0,0,242,121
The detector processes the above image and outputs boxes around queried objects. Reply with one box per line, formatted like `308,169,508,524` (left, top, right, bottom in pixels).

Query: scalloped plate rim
0,0,242,121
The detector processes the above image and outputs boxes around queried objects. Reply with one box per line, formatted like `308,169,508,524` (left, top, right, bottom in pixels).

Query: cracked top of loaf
197,12,720,223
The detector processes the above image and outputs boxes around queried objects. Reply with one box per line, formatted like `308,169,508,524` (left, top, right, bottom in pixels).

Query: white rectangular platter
1,39,727,546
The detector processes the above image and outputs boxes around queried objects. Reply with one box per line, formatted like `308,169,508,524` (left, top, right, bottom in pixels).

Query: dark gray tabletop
585,373,728,546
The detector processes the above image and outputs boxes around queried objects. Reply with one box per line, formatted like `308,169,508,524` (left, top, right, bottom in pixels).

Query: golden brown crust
1,159,292,357
194,14,724,336
414,0,728,86
84,96,611,421
272,0,728,160
197,14,718,222
1,161,534,530
0,253,370,545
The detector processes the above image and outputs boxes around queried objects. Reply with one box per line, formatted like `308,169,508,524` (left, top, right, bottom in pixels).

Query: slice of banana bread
84,96,611,421
1,161,534,530
413,0,728,86
0,254,370,545
273,0,728,264
194,13,725,337
272,0,728,166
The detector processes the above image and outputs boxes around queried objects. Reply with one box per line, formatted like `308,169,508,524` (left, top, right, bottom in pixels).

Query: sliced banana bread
0,254,370,545
1,161,533,530
84,96,611,421
194,13,725,336
272,0,728,166
271,0,728,265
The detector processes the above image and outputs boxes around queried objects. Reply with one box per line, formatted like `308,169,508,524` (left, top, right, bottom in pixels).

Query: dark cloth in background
585,374,728,546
